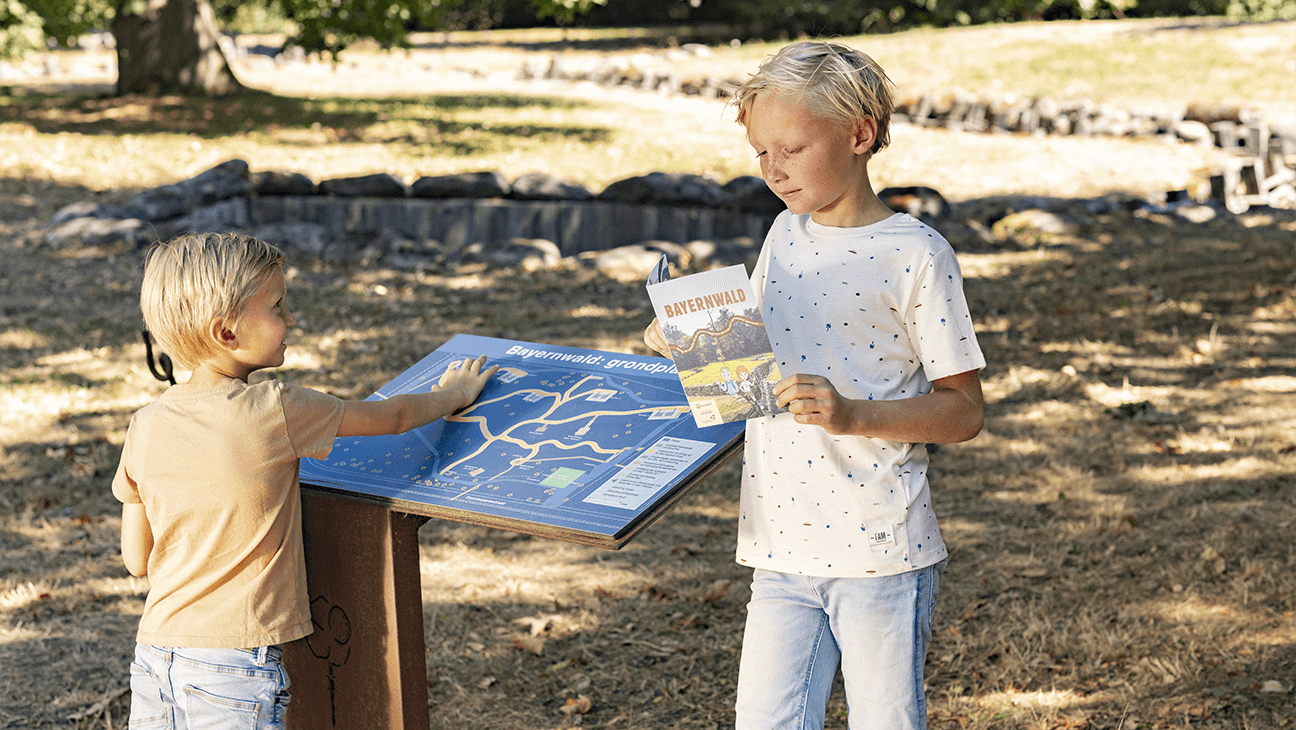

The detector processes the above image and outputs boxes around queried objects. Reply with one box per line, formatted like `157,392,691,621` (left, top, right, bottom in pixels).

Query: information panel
299,335,746,548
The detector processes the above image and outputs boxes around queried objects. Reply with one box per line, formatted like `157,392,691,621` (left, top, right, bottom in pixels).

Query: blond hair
140,232,286,370
732,40,895,155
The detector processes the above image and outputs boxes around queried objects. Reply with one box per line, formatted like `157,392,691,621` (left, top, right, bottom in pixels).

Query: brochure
645,256,784,427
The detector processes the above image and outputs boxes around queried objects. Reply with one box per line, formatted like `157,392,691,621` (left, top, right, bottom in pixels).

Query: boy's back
116,231,497,728
114,378,344,647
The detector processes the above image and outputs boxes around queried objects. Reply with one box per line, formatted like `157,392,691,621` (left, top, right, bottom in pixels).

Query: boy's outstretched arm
121,502,153,577
775,370,984,444
338,355,499,437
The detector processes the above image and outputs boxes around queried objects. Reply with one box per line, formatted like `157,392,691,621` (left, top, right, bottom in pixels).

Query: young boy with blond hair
113,232,496,729
645,41,985,729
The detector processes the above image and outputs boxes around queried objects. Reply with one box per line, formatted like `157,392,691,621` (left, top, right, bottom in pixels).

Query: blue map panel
300,335,746,548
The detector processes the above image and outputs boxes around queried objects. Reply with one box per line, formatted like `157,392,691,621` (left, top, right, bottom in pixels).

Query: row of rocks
46,159,1282,283
45,159,793,277
528,52,1296,212
52,212,806,280
1206,121,1296,212
52,159,784,222
526,48,1296,212
525,53,1294,154
44,159,783,277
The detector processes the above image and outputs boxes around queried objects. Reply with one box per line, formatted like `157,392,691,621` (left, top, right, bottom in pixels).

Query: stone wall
530,53,1295,211
161,193,776,272
44,161,782,277
43,152,1293,279
531,51,1293,152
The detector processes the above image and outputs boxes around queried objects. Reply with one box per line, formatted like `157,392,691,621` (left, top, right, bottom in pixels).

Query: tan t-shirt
113,378,345,648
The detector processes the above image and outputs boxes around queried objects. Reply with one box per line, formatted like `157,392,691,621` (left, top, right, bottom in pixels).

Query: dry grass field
1,17,1294,729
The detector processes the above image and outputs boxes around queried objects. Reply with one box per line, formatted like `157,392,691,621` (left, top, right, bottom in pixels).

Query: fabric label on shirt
867,525,897,551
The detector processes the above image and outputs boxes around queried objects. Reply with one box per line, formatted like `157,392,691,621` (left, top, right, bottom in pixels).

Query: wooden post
283,489,431,730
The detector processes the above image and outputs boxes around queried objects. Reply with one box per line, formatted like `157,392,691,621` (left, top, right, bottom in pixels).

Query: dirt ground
2,27,1296,730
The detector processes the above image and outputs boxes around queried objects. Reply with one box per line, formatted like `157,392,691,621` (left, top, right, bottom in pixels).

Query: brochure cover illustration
646,260,784,427
299,334,745,549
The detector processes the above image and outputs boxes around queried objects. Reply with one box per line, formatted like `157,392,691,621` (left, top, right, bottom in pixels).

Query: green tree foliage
279,0,427,58
269,0,607,58
532,0,607,23
0,0,45,58
231,0,609,57
716,0,1153,38
2,0,111,59
1225,0,1296,18
6,0,1294,63
2,0,611,62
579,0,1293,34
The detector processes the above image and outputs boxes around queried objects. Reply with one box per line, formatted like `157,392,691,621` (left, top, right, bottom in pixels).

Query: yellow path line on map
441,375,661,476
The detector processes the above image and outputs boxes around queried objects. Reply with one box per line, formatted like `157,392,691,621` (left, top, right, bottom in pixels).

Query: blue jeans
735,563,943,730
128,644,290,729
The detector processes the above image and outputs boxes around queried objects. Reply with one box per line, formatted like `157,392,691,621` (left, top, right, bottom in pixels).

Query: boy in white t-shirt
645,41,985,729
113,232,497,729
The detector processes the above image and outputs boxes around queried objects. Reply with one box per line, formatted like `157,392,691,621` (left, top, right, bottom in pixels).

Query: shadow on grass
3,172,1295,728
0,88,611,148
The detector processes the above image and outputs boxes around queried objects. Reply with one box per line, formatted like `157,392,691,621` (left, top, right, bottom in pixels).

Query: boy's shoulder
140,378,332,416
129,379,341,442
149,377,266,403
872,212,951,248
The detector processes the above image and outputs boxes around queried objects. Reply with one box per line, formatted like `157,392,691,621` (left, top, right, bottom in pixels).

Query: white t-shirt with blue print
736,211,985,578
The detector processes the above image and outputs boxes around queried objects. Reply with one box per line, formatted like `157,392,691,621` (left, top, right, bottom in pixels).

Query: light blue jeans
735,562,943,730
128,644,290,729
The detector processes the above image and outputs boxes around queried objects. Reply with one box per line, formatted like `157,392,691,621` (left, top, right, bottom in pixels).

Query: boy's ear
852,116,878,155
207,317,239,351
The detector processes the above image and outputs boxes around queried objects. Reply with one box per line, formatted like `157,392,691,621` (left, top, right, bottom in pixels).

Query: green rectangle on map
542,467,585,489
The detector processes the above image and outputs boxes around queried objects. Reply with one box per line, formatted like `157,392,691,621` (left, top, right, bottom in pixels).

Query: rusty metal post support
284,489,431,730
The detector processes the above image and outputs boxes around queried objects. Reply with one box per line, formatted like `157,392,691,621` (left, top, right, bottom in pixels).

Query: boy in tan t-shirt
112,232,497,729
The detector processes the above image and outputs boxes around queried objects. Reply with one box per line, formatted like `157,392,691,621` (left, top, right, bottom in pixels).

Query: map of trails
300,335,746,547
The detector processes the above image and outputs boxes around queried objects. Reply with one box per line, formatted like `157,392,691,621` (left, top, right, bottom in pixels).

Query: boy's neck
810,199,894,228
809,176,894,229
186,360,252,387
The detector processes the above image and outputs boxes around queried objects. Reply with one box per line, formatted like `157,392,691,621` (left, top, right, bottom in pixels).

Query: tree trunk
112,0,242,96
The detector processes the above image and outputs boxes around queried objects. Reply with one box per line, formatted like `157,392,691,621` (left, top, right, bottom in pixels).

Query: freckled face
747,93,872,227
